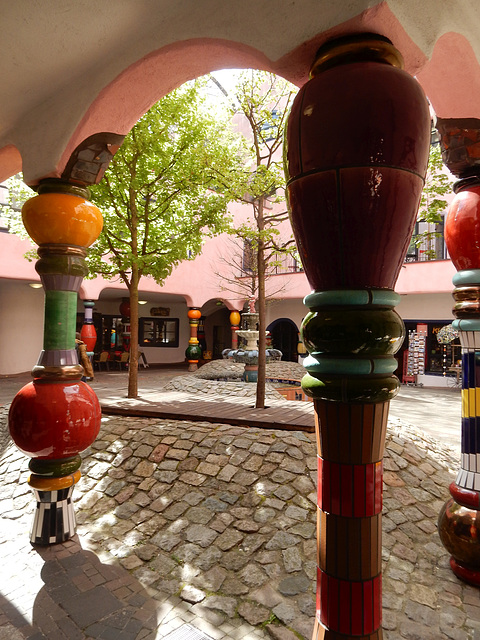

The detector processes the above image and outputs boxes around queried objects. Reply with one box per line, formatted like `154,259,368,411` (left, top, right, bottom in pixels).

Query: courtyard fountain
222,299,281,381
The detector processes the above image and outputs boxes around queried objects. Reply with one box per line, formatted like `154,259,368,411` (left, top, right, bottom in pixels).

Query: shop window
139,318,179,347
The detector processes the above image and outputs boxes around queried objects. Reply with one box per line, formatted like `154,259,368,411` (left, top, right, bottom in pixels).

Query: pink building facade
0,199,457,386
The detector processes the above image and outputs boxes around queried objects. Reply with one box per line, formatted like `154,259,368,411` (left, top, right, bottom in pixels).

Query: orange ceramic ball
230,311,241,326
22,192,103,247
188,309,202,320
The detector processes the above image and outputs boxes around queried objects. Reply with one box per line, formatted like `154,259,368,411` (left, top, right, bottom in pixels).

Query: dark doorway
268,318,299,362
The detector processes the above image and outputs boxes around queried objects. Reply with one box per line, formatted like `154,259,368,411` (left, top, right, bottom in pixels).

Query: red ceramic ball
445,186,480,271
8,380,101,459
119,300,130,317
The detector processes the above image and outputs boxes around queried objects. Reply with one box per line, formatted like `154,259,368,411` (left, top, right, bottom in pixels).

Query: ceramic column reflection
284,34,430,639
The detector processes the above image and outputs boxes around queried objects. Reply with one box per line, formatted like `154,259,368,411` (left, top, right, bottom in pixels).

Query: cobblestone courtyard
1,384,480,639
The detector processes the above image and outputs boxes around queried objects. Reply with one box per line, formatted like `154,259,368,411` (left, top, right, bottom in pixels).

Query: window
139,318,179,347
242,239,255,273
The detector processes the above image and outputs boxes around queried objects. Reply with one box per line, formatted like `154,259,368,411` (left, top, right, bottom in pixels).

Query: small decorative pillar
8,181,103,544
80,299,97,355
437,118,480,585
284,34,430,638
230,310,241,350
186,308,202,371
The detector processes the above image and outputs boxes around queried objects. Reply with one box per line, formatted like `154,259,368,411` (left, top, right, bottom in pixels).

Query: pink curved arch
0,145,22,183
58,38,281,177
58,4,431,180
417,32,480,119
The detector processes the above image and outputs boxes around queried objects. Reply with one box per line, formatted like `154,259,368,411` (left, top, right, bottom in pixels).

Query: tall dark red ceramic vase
284,34,431,639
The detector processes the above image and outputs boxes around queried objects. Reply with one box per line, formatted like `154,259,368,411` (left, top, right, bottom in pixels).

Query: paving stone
285,505,308,521
202,595,237,617
266,625,299,640
180,585,205,604
149,443,169,463
278,573,311,596
215,529,244,551
233,519,260,532
185,524,218,548
238,601,271,625
265,531,302,550
185,506,214,524
179,472,206,486
231,470,258,486
282,546,302,573
221,577,249,595
134,460,156,477
194,565,227,592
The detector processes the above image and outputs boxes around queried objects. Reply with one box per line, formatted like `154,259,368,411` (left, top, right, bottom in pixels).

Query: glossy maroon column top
285,37,431,291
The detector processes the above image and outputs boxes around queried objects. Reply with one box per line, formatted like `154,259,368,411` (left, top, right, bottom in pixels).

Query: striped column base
315,568,382,638
313,616,383,638
30,486,76,545
312,619,382,640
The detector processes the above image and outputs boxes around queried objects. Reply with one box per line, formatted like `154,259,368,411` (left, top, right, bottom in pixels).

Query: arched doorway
267,318,298,362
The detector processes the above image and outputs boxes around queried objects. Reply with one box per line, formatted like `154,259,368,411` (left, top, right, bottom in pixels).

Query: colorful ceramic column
284,34,430,639
230,310,241,349
8,181,103,545
80,299,97,357
437,119,480,585
186,307,202,371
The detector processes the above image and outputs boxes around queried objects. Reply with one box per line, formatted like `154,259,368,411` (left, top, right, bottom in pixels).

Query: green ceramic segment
43,290,78,350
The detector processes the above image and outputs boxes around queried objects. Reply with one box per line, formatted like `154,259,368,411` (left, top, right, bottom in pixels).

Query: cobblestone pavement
0,367,479,639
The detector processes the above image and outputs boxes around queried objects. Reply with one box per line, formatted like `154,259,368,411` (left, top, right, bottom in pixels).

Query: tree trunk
256,197,266,409
127,265,139,398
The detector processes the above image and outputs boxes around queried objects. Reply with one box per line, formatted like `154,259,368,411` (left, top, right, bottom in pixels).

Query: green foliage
411,144,453,260
0,174,35,237
88,79,245,288
227,71,299,274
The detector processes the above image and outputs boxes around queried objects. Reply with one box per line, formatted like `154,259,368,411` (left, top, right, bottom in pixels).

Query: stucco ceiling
2,0,480,185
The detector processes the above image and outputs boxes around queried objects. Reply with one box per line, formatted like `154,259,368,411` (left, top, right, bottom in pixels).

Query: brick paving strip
1,392,480,637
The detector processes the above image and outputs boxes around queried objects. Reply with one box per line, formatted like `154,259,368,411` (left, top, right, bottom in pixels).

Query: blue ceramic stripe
454,319,480,332
304,289,400,309
468,351,476,389
462,417,469,454
461,417,480,455
452,270,480,286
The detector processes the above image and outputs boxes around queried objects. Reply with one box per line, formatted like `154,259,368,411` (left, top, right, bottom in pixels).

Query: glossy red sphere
8,380,101,459
119,300,130,317
80,324,97,351
445,186,480,271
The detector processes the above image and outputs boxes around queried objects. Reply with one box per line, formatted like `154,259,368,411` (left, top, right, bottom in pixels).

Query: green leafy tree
0,175,35,237
410,144,453,260
88,79,245,397
214,70,298,409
